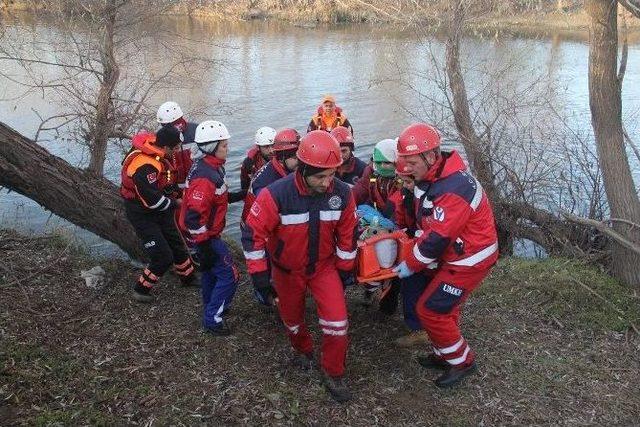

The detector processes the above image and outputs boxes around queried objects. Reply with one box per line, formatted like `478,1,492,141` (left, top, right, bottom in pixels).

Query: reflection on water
1,17,639,257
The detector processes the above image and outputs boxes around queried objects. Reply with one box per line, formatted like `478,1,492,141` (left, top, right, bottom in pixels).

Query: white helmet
373,138,398,163
157,101,184,124
255,126,276,146
195,120,230,144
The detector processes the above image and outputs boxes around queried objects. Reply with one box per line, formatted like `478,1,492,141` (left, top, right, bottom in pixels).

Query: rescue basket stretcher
355,229,414,284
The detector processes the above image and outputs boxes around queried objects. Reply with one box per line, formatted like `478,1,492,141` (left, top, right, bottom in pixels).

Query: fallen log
0,121,145,260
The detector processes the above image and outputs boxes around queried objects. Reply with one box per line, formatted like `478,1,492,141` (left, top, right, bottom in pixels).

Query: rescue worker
120,126,196,303
331,126,366,186
242,131,358,402
351,138,401,218
240,128,301,224
156,101,198,189
390,157,430,347
352,138,402,313
393,123,498,387
180,120,240,336
240,128,301,306
307,94,353,134
240,126,277,191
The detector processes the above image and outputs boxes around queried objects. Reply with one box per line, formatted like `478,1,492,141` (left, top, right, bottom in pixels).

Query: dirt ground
1,229,639,426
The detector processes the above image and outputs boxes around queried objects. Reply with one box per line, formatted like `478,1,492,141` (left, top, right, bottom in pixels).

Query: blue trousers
400,273,430,331
199,238,238,328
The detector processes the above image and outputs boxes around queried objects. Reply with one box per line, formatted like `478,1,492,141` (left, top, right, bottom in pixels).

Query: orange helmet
397,123,441,156
330,126,354,148
297,130,342,168
273,128,301,152
395,157,413,177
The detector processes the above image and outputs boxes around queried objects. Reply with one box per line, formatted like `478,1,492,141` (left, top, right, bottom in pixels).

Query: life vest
312,106,347,132
119,132,175,202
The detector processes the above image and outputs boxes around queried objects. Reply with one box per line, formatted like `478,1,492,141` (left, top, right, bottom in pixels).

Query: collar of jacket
418,150,465,183
202,155,226,169
271,157,289,177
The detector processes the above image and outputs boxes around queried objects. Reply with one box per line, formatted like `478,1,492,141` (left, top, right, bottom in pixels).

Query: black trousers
125,202,190,277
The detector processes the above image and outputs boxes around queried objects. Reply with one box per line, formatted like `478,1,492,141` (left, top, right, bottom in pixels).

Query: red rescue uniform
408,150,498,368
240,146,269,191
242,172,358,376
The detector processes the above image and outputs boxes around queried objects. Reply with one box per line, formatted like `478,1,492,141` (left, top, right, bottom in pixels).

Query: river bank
3,0,640,35
1,228,639,424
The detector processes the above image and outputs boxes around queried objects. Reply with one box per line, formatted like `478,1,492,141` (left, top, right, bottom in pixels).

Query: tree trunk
87,0,120,177
0,121,145,260
588,0,640,286
444,1,514,254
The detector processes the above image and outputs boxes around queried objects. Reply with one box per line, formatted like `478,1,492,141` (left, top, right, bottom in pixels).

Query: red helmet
274,128,300,152
397,123,441,156
330,126,354,147
395,157,413,177
297,130,342,168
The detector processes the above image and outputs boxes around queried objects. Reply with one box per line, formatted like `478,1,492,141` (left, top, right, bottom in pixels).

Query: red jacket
179,156,229,244
351,164,402,219
240,157,289,223
406,150,498,272
242,172,358,276
172,148,193,189
240,146,269,191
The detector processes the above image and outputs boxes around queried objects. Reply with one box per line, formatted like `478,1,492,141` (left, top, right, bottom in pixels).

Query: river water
1,17,639,257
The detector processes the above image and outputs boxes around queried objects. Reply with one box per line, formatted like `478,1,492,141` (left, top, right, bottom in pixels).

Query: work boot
132,283,154,303
434,362,477,388
290,352,315,370
203,320,232,337
395,330,429,348
416,353,448,370
322,374,352,403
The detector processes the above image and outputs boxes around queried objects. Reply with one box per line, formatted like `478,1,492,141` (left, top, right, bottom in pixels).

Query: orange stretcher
356,230,414,284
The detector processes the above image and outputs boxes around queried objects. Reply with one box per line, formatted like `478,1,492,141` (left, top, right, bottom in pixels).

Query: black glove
338,270,356,290
197,241,217,272
252,271,277,306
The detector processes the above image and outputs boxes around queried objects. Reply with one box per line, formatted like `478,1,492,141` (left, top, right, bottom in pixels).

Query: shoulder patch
433,206,445,222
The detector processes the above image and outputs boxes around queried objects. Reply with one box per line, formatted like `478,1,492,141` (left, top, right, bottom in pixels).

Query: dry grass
1,229,639,425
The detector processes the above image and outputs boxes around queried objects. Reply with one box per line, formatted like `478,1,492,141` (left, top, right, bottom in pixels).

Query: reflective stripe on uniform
413,243,436,265
336,247,357,260
189,225,208,235
243,249,266,260
319,319,348,327
148,195,167,209
280,212,310,225
322,328,348,336
470,179,483,211
319,210,342,221
446,346,470,366
448,242,498,266
438,338,464,355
